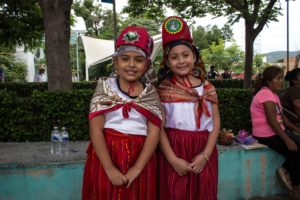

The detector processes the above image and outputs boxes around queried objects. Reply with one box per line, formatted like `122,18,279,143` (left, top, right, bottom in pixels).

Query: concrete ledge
0,142,288,200
218,143,286,199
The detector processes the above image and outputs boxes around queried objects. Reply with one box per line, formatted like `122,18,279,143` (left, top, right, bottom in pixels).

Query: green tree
120,17,160,36
0,46,27,82
38,0,73,91
2,0,78,90
0,0,44,50
127,0,282,88
192,26,208,49
193,24,233,50
73,0,119,39
253,53,264,73
123,0,165,23
202,39,244,72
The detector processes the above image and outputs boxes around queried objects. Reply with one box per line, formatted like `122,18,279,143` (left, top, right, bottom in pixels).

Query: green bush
0,81,97,97
0,79,246,98
0,86,254,141
210,79,254,88
217,88,253,134
0,89,93,141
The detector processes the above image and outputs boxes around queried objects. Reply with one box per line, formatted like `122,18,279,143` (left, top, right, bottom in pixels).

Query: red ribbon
122,102,133,118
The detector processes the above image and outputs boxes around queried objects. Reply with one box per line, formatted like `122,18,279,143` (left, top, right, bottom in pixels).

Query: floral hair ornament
162,16,193,49
113,26,155,82
158,16,206,82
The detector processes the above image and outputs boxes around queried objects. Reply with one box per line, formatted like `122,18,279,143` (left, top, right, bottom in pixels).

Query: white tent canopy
81,34,162,81
71,16,87,34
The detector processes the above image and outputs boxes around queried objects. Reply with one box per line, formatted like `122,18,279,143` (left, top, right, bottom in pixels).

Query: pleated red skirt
82,128,157,200
158,128,218,200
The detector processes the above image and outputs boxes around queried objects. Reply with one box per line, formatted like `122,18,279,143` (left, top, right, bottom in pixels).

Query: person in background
281,68,300,127
157,16,220,200
221,69,231,79
250,66,300,199
207,65,219,79
82,25,162,200
34,64,47,82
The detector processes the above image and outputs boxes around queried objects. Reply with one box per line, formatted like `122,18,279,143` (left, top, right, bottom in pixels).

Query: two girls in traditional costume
82,26,162,200
157,16,220,200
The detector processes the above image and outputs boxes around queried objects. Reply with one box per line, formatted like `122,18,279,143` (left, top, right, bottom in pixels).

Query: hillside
264,51,299,63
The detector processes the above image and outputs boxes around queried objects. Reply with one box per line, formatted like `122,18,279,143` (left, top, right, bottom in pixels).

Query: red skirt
82,128,157,200
158,128,218,200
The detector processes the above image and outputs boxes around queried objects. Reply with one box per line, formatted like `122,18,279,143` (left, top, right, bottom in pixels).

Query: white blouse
162,84,214,132
103,78,148,136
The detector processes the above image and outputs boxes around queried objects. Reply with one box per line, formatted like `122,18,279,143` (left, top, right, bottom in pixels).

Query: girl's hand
285,138,298,152
170,157,192,176
125,166,142,188
105,166,127,186
189,154,207,174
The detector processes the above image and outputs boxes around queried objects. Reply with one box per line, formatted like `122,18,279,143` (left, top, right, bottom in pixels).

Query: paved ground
0,142,294,199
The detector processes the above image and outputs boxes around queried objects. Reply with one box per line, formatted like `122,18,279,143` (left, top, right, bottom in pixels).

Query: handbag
285,128,300,146
276,102,300,145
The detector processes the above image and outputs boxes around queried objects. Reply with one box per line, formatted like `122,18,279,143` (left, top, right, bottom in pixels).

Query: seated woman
250,66,300,199
281,68,300,127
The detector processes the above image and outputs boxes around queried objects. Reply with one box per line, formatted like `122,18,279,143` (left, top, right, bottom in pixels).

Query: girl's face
167,45,196,77
115,51,148,83
268,72,284,91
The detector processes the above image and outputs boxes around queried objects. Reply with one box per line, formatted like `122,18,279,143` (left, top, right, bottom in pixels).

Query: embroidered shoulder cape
89,78,162,127
158,78,218,129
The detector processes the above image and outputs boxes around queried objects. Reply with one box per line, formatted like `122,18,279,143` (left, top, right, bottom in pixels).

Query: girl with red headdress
82,26,162,200
157,16,220,200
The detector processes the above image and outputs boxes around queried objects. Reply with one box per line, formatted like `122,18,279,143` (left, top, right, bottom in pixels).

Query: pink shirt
250,87,284,138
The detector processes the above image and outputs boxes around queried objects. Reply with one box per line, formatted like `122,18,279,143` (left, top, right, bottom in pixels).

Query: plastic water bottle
61,127,70,155
56,128,62,155
51,126,59,154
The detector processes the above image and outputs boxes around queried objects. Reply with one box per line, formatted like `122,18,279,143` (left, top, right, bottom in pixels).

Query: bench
218,143,286,199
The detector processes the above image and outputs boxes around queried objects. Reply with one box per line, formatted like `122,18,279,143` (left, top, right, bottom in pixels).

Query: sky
103,0,300,54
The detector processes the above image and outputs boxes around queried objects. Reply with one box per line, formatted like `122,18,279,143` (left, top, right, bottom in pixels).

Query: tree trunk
244,23,255,89
38,0,73,91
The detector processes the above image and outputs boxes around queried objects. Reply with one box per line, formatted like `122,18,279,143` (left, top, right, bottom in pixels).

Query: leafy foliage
73,0,120,39
210,79,250,89
0,89,93,141
0,81,97,97
0,79,257,141
0,86,253,141
217,88,253,134
120,17,160,36
126,0,282,88
0,0,44,50
123,0,165,23
193,24,233,50
0,45,27,82
253,53,264,73
202,39,244,72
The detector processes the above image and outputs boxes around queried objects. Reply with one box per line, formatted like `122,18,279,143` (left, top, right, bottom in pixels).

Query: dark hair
285,68,300,86
156,41,204,87
253,66,283,94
